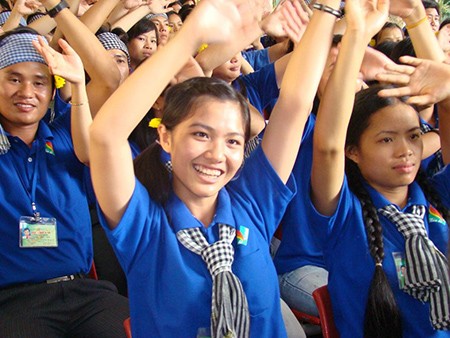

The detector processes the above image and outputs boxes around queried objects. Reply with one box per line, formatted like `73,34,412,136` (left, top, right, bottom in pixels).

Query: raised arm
33,37,90,163
389,0,444,61
261,0,339,183
40,0,121,116
90,0,261,228
311,0,388,215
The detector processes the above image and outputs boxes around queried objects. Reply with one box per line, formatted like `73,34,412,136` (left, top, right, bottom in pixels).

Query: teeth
194,165,221,178
17,104,33,108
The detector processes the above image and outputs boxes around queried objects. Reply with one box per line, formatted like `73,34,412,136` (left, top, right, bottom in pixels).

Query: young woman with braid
307,0,449,336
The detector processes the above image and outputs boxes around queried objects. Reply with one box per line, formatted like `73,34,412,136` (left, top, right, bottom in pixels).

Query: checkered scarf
0,32,47,154
177,224,250,337
97,32,130,66
0,11,27,27
379,204,450,330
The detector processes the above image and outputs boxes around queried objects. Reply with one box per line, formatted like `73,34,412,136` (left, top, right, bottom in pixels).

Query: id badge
19,216,58,248
392,252,406,289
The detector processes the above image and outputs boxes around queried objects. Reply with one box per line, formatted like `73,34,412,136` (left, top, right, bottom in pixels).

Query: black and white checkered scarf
177,224,250,337
379,204,450,330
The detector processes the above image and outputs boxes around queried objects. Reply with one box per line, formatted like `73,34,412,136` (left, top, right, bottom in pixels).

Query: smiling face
426,7,440,32
128,30,157,69
346,103,422,198
0,62,53,142
159,97,245,206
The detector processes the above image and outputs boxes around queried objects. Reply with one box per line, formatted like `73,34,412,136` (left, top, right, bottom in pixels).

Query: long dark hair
134,77,251,204
345,84,448,337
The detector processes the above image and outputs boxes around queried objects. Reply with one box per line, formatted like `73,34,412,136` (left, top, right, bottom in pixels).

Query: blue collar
6,120,54,145
164,188,236,232
363,180,427,212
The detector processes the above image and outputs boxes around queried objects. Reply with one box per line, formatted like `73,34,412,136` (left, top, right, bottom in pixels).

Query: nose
205,140,225,162
397,137,413,158
17,81,33,98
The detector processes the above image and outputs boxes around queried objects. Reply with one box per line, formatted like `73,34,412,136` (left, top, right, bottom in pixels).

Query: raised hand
13,0,41,16
32,36,85,86
388,0,421,19
377,56,450,106
279,0,310,45
345,0,389,40
146,0,172,14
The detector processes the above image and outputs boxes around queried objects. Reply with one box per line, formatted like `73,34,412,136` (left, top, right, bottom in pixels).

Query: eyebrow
6,70,49,79
189,122,245,138
375,126,421,136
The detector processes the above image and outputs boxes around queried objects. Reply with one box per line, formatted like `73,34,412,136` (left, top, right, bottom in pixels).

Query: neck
5,124,38,147
184,197,217,228
378,186,409,209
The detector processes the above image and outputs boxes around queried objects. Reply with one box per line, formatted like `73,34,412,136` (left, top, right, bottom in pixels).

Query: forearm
110,5,151,31
80,0,121,32
438,100,450,164
404,5,445,62
71,81,91,164
2,7,24,32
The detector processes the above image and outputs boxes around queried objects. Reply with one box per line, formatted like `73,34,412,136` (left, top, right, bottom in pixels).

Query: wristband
312,3,343,19
406,16,428,30
47,0,69,18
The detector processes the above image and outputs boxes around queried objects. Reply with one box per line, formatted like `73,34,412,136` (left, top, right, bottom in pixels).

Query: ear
345,145,360,164
158,124,171,154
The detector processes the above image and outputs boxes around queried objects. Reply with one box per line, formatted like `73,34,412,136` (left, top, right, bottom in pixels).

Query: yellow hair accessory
54,75,66,89
197,43,208,54
149,118,162,128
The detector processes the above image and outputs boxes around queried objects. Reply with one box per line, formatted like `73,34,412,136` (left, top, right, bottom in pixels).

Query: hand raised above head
32,36,85,86
377,56,450,106
344,0,389,40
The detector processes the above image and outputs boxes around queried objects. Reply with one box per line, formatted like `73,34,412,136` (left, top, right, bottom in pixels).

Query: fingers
375,72,411,85
377,86,411,97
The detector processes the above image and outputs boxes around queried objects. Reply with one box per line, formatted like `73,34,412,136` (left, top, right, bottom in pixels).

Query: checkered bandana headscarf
379,204,450,330
97,32,130,66
0,11,27,27
0,32,47,154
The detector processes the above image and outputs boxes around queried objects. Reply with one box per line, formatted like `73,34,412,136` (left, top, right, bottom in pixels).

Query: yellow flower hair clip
197,43,208,54
54,75,66,89
149,118,162,128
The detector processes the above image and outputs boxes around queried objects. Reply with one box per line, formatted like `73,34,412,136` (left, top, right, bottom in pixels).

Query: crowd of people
0,0,448,336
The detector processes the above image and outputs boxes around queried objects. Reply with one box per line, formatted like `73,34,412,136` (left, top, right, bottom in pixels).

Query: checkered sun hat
0,32,47,70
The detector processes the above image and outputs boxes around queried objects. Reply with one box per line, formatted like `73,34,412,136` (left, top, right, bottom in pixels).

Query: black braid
346,160,402,338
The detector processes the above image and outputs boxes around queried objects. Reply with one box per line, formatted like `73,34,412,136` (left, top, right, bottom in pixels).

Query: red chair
123,317,132,338
312,285,339,338
290,285,339,338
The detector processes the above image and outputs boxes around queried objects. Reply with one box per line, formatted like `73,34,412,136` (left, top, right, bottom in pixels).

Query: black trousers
0,278,129,338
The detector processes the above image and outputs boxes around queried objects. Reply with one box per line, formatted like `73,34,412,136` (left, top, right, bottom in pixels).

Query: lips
393,162,415,173
15,102,36,112
193,164,223,178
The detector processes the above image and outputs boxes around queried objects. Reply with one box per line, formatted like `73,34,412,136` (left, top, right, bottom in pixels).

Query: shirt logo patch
428,205,446,225
236,226,249,245
45,141,55,156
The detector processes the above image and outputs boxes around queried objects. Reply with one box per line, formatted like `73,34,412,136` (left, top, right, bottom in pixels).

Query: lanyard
10,139,42,220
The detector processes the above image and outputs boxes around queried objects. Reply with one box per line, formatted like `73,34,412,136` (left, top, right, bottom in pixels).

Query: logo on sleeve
236,226,249,246
428,205,446,225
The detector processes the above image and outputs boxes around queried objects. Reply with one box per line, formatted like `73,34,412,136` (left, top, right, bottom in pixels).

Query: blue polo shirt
0,112,92,288
307,166,450,337
274,114,326,273
242,49,270,71
233,63,279,116
99,146,296,337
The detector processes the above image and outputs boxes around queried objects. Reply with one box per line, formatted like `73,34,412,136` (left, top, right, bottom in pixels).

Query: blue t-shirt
99,146,296,337
307,166,450,337
233,63,279,116
273,114,326,273
242,49,270,71
0,112,92,287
